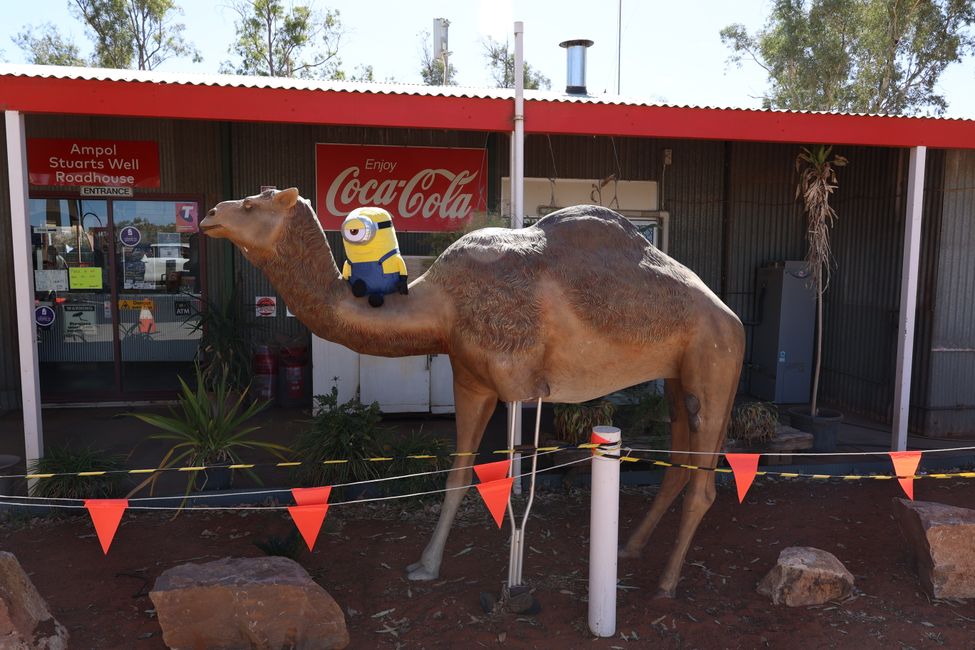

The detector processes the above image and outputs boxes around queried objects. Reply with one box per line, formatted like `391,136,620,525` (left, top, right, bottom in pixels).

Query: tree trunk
810,277,823,417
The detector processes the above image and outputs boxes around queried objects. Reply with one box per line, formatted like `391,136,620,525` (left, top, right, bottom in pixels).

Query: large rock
893,498,975,599
0,551,69,649
757,546,854,606
150,556,349,650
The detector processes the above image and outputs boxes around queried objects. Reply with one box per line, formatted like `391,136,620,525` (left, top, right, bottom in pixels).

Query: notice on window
174,300,193,317
68,267,103,290
34,269,69,292
63,304,97,341
119,299,154,310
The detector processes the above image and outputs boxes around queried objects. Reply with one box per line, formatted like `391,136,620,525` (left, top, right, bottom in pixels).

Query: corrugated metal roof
4,63,973,122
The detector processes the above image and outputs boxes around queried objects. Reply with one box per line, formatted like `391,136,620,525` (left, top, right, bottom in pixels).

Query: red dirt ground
2,475,974,649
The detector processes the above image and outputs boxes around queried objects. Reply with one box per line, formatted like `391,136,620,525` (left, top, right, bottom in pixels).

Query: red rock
0,551,69,650
149,556,348,650
893,498,975,599
757,546,854,606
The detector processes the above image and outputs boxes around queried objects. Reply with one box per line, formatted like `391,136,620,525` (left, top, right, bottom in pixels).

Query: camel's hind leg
619,378,691,559
407,373,497,581
653,336,741,598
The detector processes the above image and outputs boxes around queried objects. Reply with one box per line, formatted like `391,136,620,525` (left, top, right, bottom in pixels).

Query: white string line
0,454,594,511
2,448,568,504
623,445,975,458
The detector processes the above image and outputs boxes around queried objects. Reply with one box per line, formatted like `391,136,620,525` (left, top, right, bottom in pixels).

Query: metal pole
5,110,44,469
892,146,926,451
588,425,621,637
508,20,527,493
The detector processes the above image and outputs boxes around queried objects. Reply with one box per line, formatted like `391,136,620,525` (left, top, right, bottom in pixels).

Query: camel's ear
274,187,299,210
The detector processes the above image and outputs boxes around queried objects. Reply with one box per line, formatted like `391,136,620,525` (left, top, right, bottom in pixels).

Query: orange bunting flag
84,499,128,555
889,451,922,500
725,454,760,503
288,487,332,551
473,460,513,528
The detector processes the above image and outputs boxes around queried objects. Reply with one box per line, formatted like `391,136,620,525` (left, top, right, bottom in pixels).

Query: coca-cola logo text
316,144,488,232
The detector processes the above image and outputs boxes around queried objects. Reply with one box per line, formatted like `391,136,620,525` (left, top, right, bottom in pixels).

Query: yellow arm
342,260,351,280
382,254,408,277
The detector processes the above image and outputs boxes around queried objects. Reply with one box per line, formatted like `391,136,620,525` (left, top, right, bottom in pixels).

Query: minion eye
342,219,375,243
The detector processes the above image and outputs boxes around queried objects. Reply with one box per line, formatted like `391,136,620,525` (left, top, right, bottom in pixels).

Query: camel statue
200,187,744,598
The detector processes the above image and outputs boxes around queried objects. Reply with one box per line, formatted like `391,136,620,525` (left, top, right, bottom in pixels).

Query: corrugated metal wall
0,127,19,410
923,150,975,436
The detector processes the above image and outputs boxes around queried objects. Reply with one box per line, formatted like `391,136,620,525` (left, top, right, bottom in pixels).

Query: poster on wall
175,202,199,232
63,304,97,341
255,296,277,318
27,139,160,188
315,143,488,232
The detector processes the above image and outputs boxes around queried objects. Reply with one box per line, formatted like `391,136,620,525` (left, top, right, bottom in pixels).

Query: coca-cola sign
315,143,488,232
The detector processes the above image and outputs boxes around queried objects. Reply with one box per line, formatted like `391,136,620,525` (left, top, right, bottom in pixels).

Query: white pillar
892,146,926,452
588,425,621,638
5,111,44,466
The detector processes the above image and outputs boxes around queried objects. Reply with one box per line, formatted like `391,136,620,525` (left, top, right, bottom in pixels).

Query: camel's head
200,187,301,262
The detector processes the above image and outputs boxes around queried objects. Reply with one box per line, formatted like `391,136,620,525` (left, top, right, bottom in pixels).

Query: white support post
508,20,527,494
588,426,621,638
892,146,926,452
5,111,44,467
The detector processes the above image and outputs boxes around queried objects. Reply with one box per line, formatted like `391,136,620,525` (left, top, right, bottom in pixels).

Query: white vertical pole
892,146,926,452
508,20,527,494
5,111,44,467
588,425,620,638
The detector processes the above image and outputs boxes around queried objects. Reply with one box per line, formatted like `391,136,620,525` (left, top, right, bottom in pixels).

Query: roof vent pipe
559,39,593,95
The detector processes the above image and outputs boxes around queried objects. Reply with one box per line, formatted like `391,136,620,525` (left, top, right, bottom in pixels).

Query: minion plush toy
341,207,409,307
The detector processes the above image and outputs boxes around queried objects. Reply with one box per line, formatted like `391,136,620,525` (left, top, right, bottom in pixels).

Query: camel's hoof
653,587,676,600
406,563,438,581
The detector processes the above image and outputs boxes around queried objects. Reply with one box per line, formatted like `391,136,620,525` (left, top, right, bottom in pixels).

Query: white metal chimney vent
559,39,593,95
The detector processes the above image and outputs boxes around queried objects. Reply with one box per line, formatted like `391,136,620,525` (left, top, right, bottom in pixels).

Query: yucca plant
28,445,125,500
796,145,847,417
553,399,615,446
127,363,288,499
189,286,253,393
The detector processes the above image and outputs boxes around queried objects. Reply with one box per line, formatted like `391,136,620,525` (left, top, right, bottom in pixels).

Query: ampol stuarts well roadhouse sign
316,144,488,232
27,139,161,196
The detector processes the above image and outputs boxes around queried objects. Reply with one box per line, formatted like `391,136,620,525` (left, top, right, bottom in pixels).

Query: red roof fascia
0,76,513,132
527,101,975,149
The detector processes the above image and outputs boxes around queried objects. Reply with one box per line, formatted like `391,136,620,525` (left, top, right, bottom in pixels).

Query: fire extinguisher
277,345,309,407
252,344,277,403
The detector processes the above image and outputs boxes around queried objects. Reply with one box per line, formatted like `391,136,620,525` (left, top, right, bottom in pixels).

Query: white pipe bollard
588,425,621,638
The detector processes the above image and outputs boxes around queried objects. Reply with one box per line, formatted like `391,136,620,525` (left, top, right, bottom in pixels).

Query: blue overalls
349,248,401,297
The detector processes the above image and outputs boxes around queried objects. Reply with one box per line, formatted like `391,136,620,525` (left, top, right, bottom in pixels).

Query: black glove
397,275,409,295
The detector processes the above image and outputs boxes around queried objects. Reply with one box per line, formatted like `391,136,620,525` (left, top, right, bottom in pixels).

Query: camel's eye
342,219,375,243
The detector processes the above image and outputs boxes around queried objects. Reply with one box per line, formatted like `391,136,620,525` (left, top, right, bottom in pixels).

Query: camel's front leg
407,378,497,581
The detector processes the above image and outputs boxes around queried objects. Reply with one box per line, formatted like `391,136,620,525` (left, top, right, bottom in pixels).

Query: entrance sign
81,186,134,197
119,226,142,247
315,143,488,232
28,139,160,188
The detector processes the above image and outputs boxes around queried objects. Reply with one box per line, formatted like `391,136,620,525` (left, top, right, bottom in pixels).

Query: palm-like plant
127,363,288,499
795,145,847,417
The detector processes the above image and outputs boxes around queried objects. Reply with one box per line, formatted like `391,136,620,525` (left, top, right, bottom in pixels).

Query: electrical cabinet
750,261,816,404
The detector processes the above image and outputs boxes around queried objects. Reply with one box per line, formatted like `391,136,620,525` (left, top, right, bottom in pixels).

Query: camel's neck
253,205,449,357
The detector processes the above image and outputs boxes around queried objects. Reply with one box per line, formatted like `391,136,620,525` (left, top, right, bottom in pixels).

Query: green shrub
28,445,124,500
253,530,305,561
380,428,451,495
553,400,615,446
728,402,779,445
293,387,385,488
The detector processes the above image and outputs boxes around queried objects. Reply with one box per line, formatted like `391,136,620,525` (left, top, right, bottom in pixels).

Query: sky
1,0,974,117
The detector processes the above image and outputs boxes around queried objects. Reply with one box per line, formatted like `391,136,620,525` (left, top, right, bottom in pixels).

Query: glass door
29,196,204,400
113,200,202,393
